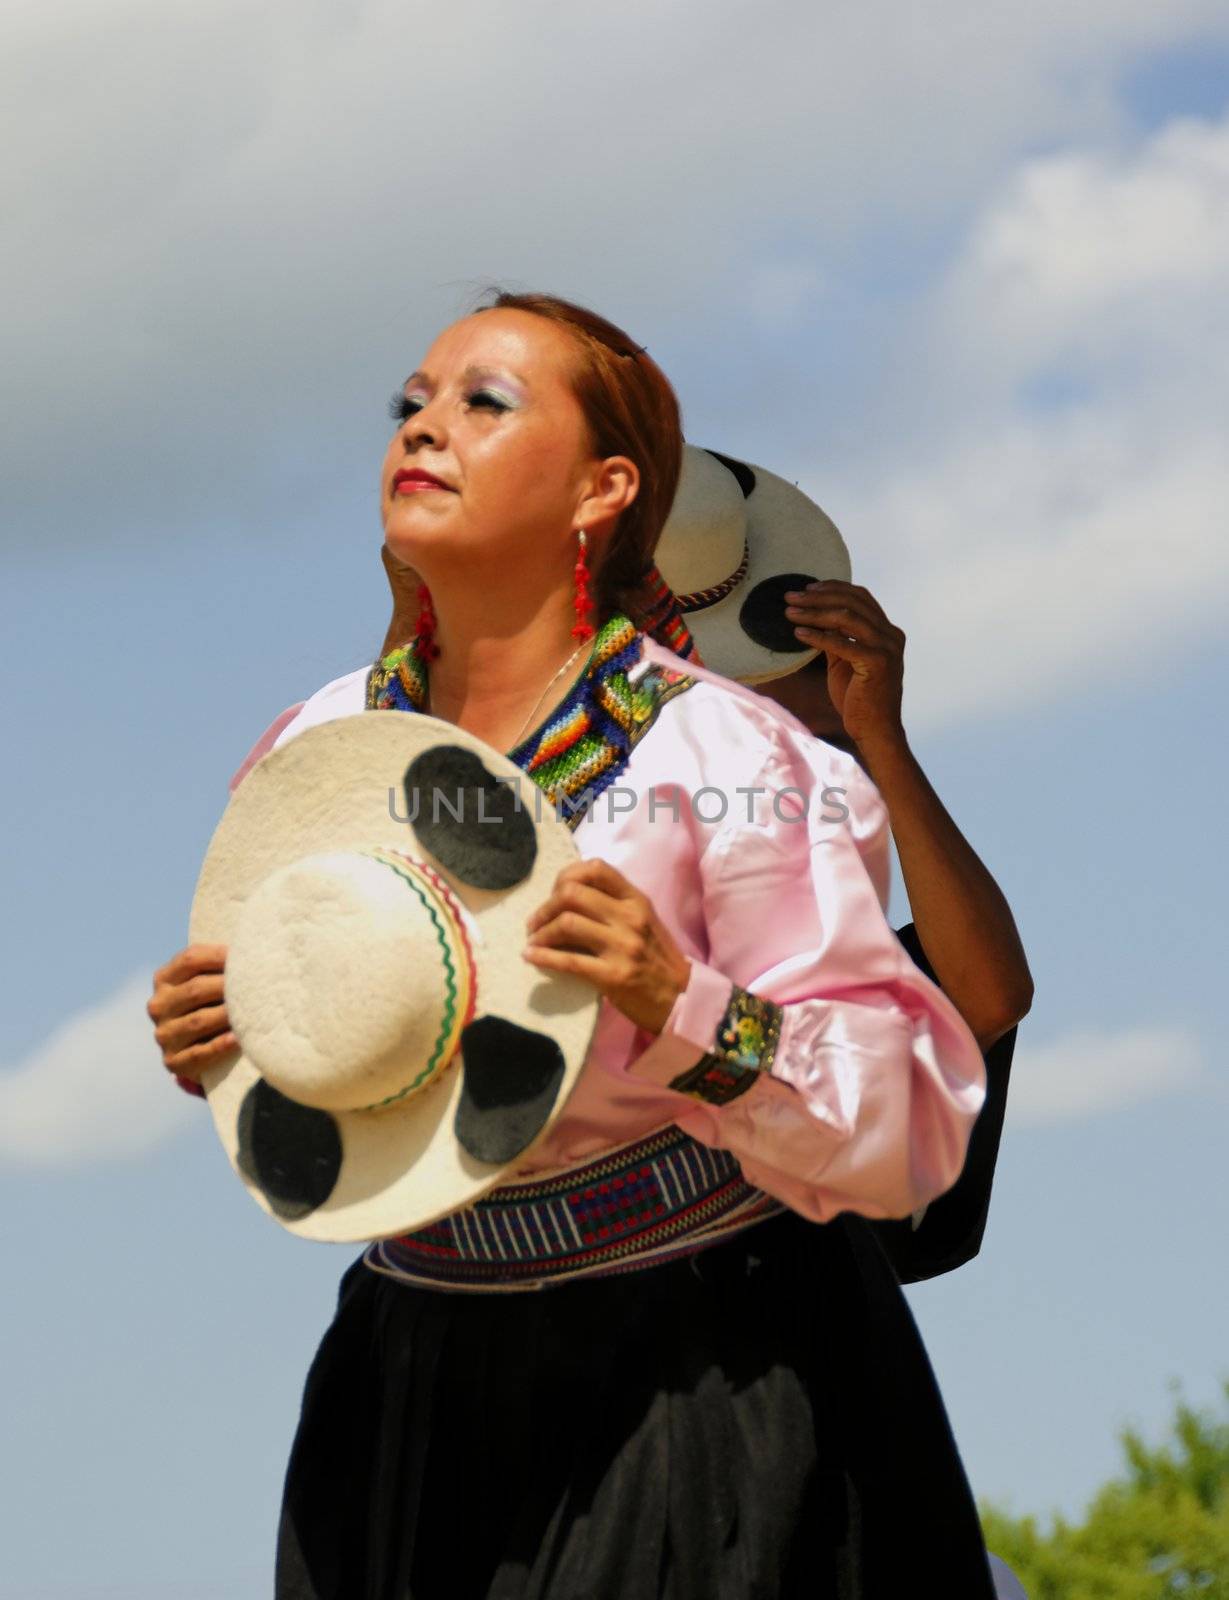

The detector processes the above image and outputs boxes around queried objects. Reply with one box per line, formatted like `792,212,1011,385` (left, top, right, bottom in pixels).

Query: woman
149,292,995,1598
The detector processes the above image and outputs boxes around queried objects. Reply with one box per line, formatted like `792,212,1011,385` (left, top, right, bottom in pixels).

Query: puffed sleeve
625,723,987,1223
227,702,306,793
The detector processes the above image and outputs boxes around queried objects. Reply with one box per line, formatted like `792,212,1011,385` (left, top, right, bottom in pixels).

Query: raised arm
782,579,1033,1049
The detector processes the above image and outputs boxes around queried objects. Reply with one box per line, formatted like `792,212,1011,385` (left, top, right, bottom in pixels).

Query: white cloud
0,972,200,1166
820,108,1229,732
840,420,1229,730
963,115,1229,316
942,109,1229,382
1008,1022,1206,1127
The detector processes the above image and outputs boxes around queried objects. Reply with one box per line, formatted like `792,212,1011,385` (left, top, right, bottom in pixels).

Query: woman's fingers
525,877,620,935
149,945,232,1078
152,944,227,988
552,857,640,899
522,931,640,992
521,945,607,982
165,1030,240,1081
148,970,226,1024
522,861,689,1033
524,859,646,941
154,1000,232,1053
526,907,633,961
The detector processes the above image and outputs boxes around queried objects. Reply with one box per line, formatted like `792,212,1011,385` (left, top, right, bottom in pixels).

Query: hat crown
654,447,748,594
225,849,473,1113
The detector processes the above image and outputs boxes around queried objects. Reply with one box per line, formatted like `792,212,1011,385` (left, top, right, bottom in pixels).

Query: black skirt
276,1211,996,1600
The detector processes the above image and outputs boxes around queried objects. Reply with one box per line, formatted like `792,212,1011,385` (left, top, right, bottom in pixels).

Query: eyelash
387,389,511,422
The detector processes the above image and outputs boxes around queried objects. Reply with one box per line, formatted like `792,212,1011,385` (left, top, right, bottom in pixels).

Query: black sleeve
870,922,1016,1284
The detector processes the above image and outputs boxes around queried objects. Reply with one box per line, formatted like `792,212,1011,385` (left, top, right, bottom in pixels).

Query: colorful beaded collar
365,614,694,828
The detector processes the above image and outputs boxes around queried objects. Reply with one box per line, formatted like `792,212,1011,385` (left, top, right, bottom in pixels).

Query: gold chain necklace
508,640,588,749
425,639,589,750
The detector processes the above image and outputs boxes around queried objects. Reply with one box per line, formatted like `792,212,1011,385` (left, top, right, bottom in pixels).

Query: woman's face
381,309,605,578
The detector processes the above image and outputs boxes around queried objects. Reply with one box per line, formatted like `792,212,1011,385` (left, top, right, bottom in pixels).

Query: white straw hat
654,445,851,683
189,713,599,1244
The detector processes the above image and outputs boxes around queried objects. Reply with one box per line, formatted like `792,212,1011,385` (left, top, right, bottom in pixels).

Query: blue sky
3,2,1228,1594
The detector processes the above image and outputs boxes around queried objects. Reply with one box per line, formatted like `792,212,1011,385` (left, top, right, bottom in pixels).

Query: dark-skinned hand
783,579,907,750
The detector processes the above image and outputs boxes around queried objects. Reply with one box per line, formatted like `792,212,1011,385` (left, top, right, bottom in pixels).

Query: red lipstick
393,468,452,494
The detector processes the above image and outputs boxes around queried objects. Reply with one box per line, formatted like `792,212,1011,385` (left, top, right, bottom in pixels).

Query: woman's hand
522,859,691,1035
147,944,237,1082
783,580,907,753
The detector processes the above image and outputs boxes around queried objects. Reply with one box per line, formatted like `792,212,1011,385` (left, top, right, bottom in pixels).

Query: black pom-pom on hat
237,1080,343,1221
455,1015,566,1164
739,572,820,653
405,746,538,891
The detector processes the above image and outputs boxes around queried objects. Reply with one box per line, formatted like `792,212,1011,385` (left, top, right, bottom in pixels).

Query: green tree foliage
981,1383,1229,1598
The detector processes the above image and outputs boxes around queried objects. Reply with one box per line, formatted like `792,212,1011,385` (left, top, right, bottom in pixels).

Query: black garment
871,923,1017,1285
277,1211,996,1600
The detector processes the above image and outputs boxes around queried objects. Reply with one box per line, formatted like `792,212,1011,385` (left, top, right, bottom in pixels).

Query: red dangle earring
414,582,440,662
571,528,596,643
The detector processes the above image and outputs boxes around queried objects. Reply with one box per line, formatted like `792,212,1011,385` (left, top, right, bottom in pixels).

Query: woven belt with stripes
363,1124,784,1293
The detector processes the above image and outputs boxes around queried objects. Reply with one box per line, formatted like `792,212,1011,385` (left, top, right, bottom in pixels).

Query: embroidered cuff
667,986,783,1106
627,962,784,1109
625,960,732,1088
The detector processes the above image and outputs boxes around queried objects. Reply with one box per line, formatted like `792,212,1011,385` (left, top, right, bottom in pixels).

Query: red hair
479,290,684,632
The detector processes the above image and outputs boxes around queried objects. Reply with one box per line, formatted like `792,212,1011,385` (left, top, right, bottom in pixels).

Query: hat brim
680,458,851,685
189,714,599,1243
